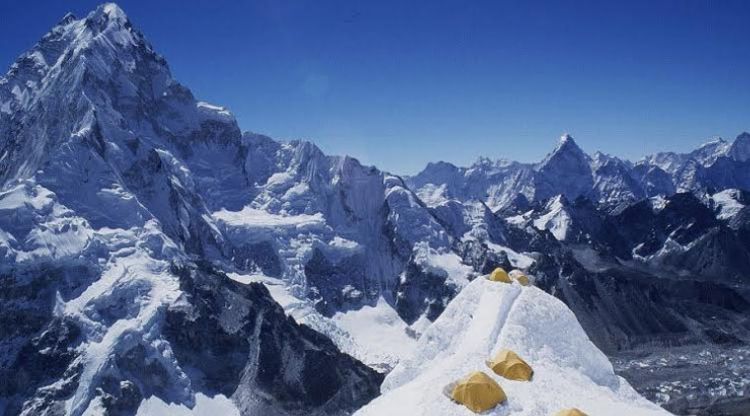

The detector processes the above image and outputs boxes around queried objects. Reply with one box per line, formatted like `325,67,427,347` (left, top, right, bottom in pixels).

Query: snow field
356,278,671,416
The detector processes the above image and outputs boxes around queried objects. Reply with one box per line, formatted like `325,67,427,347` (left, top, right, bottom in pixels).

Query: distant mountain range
1,3,748,416
408,132,750,211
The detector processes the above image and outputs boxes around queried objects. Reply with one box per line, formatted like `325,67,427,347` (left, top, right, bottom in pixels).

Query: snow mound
135,393,239,416
356,278,671,416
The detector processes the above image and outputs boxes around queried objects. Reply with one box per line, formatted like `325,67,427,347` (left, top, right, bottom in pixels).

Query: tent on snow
509,269,530,286
555,408,588,416
486,349,533,381
488,267,511,283
449,371,506,413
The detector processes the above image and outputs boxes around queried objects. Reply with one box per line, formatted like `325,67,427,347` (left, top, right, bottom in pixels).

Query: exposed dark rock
163,262,383,416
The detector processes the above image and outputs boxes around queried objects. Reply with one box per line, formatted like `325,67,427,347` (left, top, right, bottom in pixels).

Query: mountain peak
81,2,136,42
359,278,671,416
559,133,575,144
57,12,77,26
697,136,727,148
535,133,593,201
541,133,587,166
94,2,129,22
551,133,585,156
728,131,750,162
471,156,514,170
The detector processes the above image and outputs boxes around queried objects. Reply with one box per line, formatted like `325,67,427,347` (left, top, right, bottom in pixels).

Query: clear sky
1,1,749,174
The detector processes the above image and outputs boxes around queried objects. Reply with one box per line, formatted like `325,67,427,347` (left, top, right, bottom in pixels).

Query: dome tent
556,408,588,416
488,267,511,283
356,278,672,416
509,269,530,286
486,349,533,381
450,371,506,413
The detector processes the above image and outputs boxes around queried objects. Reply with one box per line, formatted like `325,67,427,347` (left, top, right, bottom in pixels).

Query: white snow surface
331,298,419,371
135,393,239,416
226,272,416,372
412,242,474,288
415,183,451,207
213,206,325,230
356,278,671,416
711,189,745,220
485,242,535,269
531,196,571,241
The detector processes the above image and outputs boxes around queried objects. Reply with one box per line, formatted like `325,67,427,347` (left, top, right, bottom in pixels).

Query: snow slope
710,189,747,220
531,196,572,240
356,278,671,416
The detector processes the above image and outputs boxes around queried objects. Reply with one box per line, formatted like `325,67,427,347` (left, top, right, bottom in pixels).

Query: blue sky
1,1,749,174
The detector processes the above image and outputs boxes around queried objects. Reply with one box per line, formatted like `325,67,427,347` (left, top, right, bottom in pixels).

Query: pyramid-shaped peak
544,133,586,161
551,133,585,155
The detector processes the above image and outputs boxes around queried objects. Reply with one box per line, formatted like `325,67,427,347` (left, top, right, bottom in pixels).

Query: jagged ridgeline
1,2,749,416
0,4,384,416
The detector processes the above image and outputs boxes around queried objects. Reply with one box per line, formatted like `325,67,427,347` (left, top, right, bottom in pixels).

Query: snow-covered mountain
408,132,750,211
0,4,542,415
0,5,386,415
407,137,750,412
534,134,594,202
356,277,670,416
2,3,749,416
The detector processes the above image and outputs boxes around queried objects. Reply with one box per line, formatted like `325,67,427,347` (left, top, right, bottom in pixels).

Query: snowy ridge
408,132,750,211
356,278,670,416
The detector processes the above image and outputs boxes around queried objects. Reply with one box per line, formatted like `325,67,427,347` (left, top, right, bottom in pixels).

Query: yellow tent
451,371,507,413
509,269,530,286
555,409,588,416
488,267,511,283
486,349,533,381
